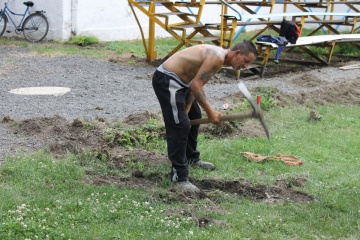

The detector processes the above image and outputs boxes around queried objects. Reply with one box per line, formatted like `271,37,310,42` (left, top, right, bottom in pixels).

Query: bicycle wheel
0,12,7,37
22,13,49,42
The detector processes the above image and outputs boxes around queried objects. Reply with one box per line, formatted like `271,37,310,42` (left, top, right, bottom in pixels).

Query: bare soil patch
1,110,314,205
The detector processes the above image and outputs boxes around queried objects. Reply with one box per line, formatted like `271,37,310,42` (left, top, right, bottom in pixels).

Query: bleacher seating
128,0,360,75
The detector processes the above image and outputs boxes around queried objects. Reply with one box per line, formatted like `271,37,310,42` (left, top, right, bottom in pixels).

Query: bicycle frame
1,3,30,31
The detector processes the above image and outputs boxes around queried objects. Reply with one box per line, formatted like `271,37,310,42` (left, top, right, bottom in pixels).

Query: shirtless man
152,40,258,192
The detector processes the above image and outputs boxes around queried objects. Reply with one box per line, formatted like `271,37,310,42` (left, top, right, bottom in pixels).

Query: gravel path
1,44,359,162
0,46,160,120
1,45,359,120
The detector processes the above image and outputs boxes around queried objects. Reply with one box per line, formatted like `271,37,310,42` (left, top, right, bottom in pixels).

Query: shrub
67,35,99,46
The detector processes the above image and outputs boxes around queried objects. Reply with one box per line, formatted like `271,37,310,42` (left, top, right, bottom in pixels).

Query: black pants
152,70,201,182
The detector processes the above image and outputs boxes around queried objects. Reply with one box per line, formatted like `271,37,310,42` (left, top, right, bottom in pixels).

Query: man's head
229,40,258,70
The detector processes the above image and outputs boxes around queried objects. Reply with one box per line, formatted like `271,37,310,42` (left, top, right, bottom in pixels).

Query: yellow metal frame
128,0,241,62
128,0,217,63
128,0,360,64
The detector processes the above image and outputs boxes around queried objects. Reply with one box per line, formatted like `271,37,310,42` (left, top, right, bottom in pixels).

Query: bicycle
0,1,49,42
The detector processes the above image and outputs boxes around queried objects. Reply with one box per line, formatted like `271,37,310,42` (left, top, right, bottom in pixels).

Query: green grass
66,35,100,46
105,37,183,58
0,36,184,60
1,105,359,239
1,28,359,60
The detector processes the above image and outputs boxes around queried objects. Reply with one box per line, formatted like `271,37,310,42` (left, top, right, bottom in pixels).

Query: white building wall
1,0,355,41
72,0,126,40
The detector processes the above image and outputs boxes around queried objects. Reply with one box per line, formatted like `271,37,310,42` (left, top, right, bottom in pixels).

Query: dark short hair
231,40,258,58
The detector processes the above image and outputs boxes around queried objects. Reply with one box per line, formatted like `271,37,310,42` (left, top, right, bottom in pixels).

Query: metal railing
219,0,242,20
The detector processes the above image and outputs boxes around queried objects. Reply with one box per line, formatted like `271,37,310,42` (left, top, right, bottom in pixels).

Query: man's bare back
160,41,257,124
162,45,228,84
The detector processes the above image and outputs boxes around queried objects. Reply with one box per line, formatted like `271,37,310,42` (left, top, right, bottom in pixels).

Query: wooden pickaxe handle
190,112,254,125
190,81,270,140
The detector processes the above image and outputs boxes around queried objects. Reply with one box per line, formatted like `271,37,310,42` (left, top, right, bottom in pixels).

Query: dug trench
1,46,360,226
1,110,314,225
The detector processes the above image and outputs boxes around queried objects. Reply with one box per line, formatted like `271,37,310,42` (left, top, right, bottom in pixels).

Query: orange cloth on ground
241,152,303,166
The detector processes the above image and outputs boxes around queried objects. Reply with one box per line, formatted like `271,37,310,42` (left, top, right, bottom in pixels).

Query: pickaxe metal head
238,81,270,140
190,82,270,140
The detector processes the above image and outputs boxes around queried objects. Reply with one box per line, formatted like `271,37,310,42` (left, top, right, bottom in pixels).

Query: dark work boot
177,181,200,193
170,167,200,192
191,159,215,171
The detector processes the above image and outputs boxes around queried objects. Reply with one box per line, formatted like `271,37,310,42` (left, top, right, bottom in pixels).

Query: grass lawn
1,104,359,239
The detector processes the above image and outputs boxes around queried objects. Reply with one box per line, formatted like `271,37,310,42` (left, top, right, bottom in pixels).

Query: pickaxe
190,81,270,140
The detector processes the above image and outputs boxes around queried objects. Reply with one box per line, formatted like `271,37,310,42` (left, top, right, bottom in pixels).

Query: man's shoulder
190,44,221,50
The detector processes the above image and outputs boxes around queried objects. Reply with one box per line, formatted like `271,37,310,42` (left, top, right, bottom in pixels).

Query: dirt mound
200,119,267,139
86,171,313,204
123,111,163,126
1,112,313,205
221,78,360,107
3,111,266,158
292,73,324,87
195,178,313,204
295,80,360,105
4,115,105,155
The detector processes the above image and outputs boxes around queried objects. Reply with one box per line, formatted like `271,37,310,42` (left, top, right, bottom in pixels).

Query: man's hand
207,109,223,124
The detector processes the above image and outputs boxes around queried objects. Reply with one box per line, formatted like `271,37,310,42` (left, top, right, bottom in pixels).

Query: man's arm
190,57,223,124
